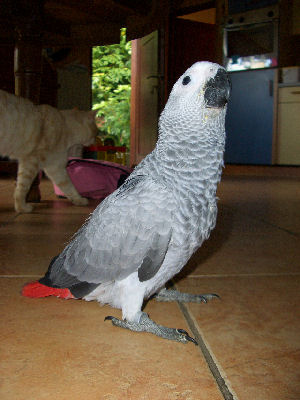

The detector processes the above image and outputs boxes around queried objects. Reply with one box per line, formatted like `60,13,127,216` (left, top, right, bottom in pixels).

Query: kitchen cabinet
277,85,300,165
225,68,276,165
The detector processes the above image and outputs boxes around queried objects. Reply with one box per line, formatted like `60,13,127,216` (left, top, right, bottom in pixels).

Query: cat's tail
22,281,75,299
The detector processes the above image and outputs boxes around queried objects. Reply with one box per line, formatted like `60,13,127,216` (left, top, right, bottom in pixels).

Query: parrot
22,61,231,344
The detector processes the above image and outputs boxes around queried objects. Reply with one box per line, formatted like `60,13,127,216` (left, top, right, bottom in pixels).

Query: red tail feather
22,281,75,299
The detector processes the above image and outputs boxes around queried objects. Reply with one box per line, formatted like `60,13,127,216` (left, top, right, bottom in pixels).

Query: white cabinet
277,86,300,165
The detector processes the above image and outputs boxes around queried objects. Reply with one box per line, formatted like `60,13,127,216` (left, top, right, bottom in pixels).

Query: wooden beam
71,22,123,46
126,0,170,40
45,0,130,24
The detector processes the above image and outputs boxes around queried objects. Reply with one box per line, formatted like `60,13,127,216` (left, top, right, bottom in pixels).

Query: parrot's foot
155,288,220,303
104,312,197,345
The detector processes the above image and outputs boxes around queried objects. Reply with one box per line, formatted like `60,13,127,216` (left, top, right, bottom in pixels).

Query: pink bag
53,158,131,200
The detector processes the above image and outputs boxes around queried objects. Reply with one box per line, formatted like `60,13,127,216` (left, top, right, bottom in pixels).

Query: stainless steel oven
223,5,279,71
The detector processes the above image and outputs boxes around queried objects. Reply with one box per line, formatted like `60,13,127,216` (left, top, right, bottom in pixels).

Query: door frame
129,39,141,167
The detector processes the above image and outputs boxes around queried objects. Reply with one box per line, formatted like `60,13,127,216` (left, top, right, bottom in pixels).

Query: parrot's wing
47,175,175,287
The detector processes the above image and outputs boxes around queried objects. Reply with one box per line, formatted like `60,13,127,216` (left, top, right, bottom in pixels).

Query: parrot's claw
176,329,198,345
155,288,220,303
105,312,198,345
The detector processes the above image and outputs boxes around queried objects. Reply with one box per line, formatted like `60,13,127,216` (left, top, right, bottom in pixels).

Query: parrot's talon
105,313,197,344
177,328,189,335
187,336,198,345
176,329,198,345
104,316,114,321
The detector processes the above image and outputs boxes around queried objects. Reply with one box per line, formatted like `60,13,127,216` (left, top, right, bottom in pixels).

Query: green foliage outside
92,29,131,148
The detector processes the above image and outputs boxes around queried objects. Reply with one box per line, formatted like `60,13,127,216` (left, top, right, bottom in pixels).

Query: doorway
130,9,218,166
92,29,131,150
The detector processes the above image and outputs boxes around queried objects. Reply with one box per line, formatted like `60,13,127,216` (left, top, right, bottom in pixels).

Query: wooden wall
0,45,15,94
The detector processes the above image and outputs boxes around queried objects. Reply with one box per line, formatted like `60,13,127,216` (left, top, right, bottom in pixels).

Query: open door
130,31,160,166
130,18,217,166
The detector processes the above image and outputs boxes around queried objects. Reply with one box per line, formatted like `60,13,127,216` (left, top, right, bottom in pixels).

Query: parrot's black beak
204,68,231,108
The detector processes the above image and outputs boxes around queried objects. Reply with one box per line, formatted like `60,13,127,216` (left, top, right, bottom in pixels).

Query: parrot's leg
155,288,219,303
105,312,197,345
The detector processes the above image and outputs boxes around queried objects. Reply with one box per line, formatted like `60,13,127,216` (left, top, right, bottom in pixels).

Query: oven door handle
269,80,274,97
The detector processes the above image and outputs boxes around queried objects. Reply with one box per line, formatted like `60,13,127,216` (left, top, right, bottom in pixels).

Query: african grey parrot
22,61,231,344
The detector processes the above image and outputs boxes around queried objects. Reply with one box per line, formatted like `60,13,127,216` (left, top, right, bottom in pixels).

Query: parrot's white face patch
173,62,220,95
166,62,230,115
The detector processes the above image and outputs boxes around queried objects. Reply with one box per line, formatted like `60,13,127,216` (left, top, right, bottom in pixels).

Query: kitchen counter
278,82,300,87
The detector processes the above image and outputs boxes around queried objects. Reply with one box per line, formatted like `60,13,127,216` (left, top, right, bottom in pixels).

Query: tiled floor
1,167,300,400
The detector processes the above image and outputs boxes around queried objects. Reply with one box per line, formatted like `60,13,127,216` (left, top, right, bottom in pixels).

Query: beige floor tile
180,175,300,277
218,175,300,235
1,169,300,400
0,212,90,276
176,276,300,400
0,179,17,223
0,178,100,276
181,204,300,277
0,278,223,400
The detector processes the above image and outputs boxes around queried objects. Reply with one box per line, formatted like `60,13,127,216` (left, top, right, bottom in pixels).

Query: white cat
0,89,98,213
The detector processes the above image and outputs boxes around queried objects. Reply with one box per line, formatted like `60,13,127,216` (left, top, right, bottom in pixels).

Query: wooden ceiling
0,0,177,47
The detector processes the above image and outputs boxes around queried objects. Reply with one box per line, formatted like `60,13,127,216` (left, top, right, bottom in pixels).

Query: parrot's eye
182,76,191,85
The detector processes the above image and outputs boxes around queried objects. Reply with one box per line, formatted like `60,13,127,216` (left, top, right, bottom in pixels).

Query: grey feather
48,176,175,285
138,231,171,282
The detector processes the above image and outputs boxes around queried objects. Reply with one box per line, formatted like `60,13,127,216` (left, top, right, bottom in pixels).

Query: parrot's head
158,61,231,150
166,61,231,119
165,61,231,115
